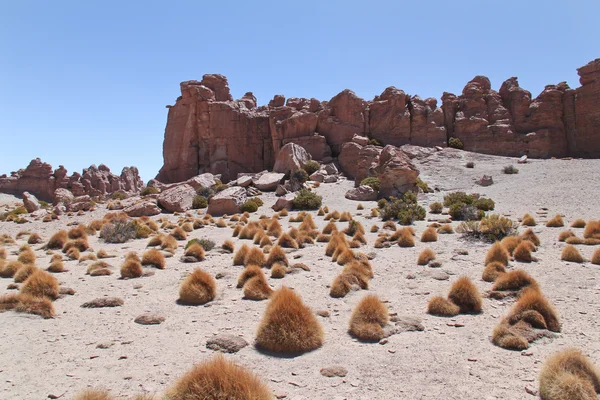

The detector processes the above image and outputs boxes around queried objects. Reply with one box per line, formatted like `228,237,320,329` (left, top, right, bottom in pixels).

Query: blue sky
1,0,597,183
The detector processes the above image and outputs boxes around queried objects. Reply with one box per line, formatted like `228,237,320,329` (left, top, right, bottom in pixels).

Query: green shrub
197,186,216,199
503,165,519,174
377,199,388,209
100,220,137,243
249,197,263,207
291,169,309,184
449,203,483,221
456,214,518,242
211,183,229,193
39,201,50,209
186,238,215,252
303,160,320,175
473,198,495,211
240,200,259,213
397,204,426,225
111,192,127,200
429,202,443,214
443,192,474,207
292,189,322,210
378,192,425,224
140,187,159,196
415,178,431,193
192,196,208,209
368,138,383,147
361,177,381,192
448,137,464,150
0,206,28,222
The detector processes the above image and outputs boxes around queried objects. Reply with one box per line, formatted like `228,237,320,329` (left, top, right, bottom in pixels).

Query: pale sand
0,149,599,399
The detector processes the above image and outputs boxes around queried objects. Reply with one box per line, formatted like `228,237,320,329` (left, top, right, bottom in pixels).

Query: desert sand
1,149,599,400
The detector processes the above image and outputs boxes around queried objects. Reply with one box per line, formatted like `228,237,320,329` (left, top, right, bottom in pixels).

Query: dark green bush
186,238,215,251
448,137,464,149
196,186,216,200
377,199,388,209
291,169,309,184
368,138,383,147
503,165,519,174
473,198,495,211
192,196,208,209
140,187,159,196
303,160,321,175
211,183,229,193
429,202,443,214
415,178,431,193
378,192,425,224
111,192,127,200
100,220,137,243
456,215,518,242
240,200,259,213
249,197,263,207
361,177,381,192
292,189,322,210
449,203,483,221
443,192,474,207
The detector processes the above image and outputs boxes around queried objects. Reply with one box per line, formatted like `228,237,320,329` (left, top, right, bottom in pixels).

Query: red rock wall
157,59,600,183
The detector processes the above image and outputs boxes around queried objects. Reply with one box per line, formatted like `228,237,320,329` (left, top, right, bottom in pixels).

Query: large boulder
67,195,93,212
372,146,419,198
157,184,196,213
272,193,295,211
252,173,285,191
185,173,217,191
53,188,74,205
22,192,41,212
345,185,378,201
273,143,311,174
207,187,247,215
124,201,162,217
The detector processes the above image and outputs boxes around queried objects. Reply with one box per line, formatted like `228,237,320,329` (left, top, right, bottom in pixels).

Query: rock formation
0,158,144,202
157,59,600,184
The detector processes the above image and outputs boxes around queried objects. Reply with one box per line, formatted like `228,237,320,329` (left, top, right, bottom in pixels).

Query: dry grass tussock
244,246,266,267
0,261,23,278
513,241,534,262
222,240,235,253
68,225,87,240
539,349,600,400
87,261,113,276
184,243,205,261
583,220,600,239
277,232,298,249
0,293,55,319
437,224,454,234
170,226,187,241
521,213,536,226
397,228,415,248
166,355,272,400
349,295,389,342
66,247,80,260
20,270,59,300
298,214,317,231
233,244,250,265
141,249,166,269
47,230,68,250
592,248,600,265
492,269,538,292
47,260,65,273
370,225,379,233
27,233,42,244
500,236,522,255
448,276,482,314
546,214,565,227
14,264,38,283
417,249,436,265
271,263,287,279
558,230,576,242
521,228,540,246
482,262,506,282
17,248,36,265
571,219,587,228
79,253,97,262
243,273,273,301
484,241,509,266
561,245,585,263
427,296,460,317
239,222,261,240
420,227,438,242
266,245,287,268
120,259,143,279
62,238,89,253
178,268,216,305
508,287,561,332
255,287,323,353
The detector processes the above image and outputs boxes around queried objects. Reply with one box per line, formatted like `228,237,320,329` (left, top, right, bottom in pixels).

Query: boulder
321,163,338,175
207,187,247,215
272,193,295,211
275,185,288,196
323,175,338,183
22,192,41,212
186,173,217,191
309,172,325,182
53,188,74,205
372,146,419,198
237,176,253,187
157,184,196,213
476,175,494,187
124,201,162,217
352,134,369,146
252,173,285,191
273,143,311,174
345,185,378,201
206,334,248,353
67,196,93,212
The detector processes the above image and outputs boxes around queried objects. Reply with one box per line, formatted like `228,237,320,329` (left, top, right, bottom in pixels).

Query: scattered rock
518,155,528,164
206,334,248,353
476,175,494,186
272,193,295,211
124,201,161,217
237,176,253,187
67,195,93,212
22,192,41,212
316,310,330,318
81,297,124,308
320,366,348,378
390,315,425,332
157,183,196,213
253,173,285,191
345,185,377,201
185,173,217,191
134,314,165,325
207,186,247,215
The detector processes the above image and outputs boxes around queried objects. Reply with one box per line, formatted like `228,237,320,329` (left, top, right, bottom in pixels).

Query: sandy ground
0,149,599,399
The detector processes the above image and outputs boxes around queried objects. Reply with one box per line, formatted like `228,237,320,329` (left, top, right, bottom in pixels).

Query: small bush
379,193,425,225
448,276,482,314
466,161,475,168
192,196,208,209
449,203,482,221
111,192,127,200
522,214,536,226
457,215,517,242
503,165,519,174
546,214,565,228
240,200,259,213
303,160,320,175
185,238,215,252
292,189,322,210
473,198,495,211
418,249,436,265
291,169,309,184
178,268,216,305
360,177,381,192
211,182,229,193
100,220,137,243
448,137,463,149
368,138,383,147
140,186,159,196
561,245,584,263
348,295,389,342
443,192,474,207
429,202,443,214
415,178,431,193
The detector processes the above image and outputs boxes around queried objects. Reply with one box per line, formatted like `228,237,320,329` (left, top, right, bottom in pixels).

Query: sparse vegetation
140,186,159,196
303,160,321,175
429,202,443,214
141,249,166,269
192,195,208,209
561,245,584,263
292,189,322,210
378,192,426,225
546,214,564,227
539,349,600,400
448,137,463,149
360,177,381,192
502,165,519,174
100,220,137,243
348,295,389,342
178,268,216,305
457,215,517,242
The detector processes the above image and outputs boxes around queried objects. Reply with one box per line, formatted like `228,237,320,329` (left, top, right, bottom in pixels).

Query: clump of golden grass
317,207,325,216
565,236,585,245
417,249,436,266
161,235,178,253
165,355,272,400
66,247,80,260
492,269,538,291
0,234,16,245
508,287,561,332
181,222,194,232
237,264,263,288
222,240,234,253
279,209,289,217
330,273,359,298
546,214,565,227
558,230,575,242
492,321,529,351
87,261,112,276
277,232,298,249
356,203,364,210
0,248,6,259
485,241,509,266
437,224,454,234
266,245,287,268
184,243,205,261
299,214,317,231
571,219,587,228
17,248,36,265
255,287,323,353
96,249,110,259
539,349,600,400
259,235,273,248
15,230,30,239
349,295,389,342
14,264,37,283
521,213,536,226
21,269,59,300
239,222,261,240
141,249,166,269
244,246,266,267
370,208,379,217
339,211,352,222
126,251,140,262
147,234,164,247
233,244,250,266
500,236,522,255
420,227,438,242
447,276,482,314
561,245,585,263
267,219,282,237
243,273,273,300
369,225,379,233
316,234,331,243
47,230,68,250
427,296,460,317
397,228,415,248
322,221,338,235
584,220,600,239
68,225,87,240
513,241,534,262
62,238,89,253
88,219,104,231
341,261,372,289
27,233,42,244
325,232,347,256
252,230,266,245
352,232,366,245
178,268,216,305
521,228,540,246
335,246,356,266
47,260,65,273
482,262,506,282
79,253,97,262
171,226,187,241
343,220,365,237
51,254,62,263
0,260,20,278
592,248,600,265
0,293,55,319
271,263,287,279
383,221,397,231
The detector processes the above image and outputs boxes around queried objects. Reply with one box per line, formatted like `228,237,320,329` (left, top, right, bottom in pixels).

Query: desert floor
0,148,599,399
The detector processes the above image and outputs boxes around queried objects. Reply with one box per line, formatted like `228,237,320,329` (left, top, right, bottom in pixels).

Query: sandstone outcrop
157,60,600,186
0,158,143,203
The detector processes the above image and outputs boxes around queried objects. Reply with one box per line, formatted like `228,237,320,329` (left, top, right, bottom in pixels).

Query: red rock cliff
157,59,600,183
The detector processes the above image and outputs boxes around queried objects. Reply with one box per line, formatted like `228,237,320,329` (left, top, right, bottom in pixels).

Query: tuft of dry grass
353,232,367,245
437,224,454,234
232,225,242,237
253,230,267,245
427,296,460,317
62,238,90,253
420,227,438,242
448,276,482,314
521,214,536,226
166,355,272,400
79,253,97,262
500,236,522,255
171,226,187,241
336,247,356,266
521,228,540,246
339,211,352,222
349,295,389,342
513,241,534,262
277,232,298,249
182,222,194,232
244,247,266,267
141,249,166,269
492,321,529,351
47,260,65,273
233,244,250,266
47,230,68,250
0,260,23,278
184,243,205,261
561,245,585,263
341,261,372,289
508,287,561,332
397,228,415,248
571,219,587,228
417,249,436,265
17,248,36,265
330,273,359,298
222,240,235,253
259,235,272,248
0,247,5,260
178,268,216,305
96,249,111,259
558,230,575,242
546,214,565,227
120,259,143,279
27,233,42,244
255,287,323,353
270,263,287,279
482,262,506,282
126,252,140,262
298,214,317,231
266,245,287,268
592,248,600,265
87,261,113,276
583,220,600,239
161,235,178,253
68,225,87,240
243,274,273,301
20,269,59,300
147,234,164,247
237,264,263,288
322,221,338,235
279,209,289,217
370,225,379,233
267,219,282,237
0,293,55,319
565,236,585,245
492,269,538,291
66,247,81,260
13,264,38,283
539,349,600,400
485,241,509,266
325,232,346,257
316,234,331,243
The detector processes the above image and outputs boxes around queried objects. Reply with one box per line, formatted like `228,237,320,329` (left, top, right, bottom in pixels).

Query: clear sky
1,0,597,183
